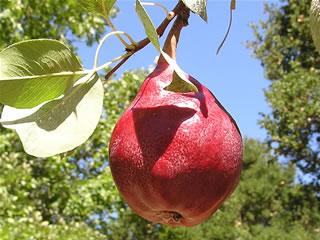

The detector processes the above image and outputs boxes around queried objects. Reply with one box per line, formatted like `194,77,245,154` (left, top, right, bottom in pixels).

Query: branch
104,1,185,80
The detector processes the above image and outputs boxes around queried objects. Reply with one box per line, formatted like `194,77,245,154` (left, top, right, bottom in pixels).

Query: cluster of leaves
248,0,320,189
248,0,320,81
0,0,127,160
0,70,145,239
0,222,106,240
0,0,209,159
0,0,122,159
262,68,320,187
0,40,105,158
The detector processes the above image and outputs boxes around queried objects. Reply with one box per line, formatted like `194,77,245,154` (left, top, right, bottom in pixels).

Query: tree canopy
249,0,320,190
1,113,320,239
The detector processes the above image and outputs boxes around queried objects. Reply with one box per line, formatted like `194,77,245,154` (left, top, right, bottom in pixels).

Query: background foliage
0,0,117,49
248,0,320,190
0,0,319,239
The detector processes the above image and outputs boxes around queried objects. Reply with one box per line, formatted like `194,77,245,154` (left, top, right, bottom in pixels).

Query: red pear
109,62,243,227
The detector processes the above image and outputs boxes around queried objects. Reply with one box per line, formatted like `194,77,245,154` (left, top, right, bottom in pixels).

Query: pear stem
158,3,190,64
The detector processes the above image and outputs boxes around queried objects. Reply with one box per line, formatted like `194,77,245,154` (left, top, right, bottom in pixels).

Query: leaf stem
94,31,136,69
141,2,170,16
104,16,135,48
216,0,236,55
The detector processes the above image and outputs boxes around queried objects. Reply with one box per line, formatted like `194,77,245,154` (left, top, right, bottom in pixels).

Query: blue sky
76,0,277,140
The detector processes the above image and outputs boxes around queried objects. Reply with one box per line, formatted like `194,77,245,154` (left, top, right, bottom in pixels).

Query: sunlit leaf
135,0,160,50
182,0,208,22
0,73,104,158
80,0,117,17
0,39,86,109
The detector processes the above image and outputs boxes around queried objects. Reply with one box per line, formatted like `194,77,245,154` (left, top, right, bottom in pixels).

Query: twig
104,1,185,80
105,16,131,48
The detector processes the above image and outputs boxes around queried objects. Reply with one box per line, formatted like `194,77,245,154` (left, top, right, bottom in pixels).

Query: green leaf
135,0,160,50
0,39,86,109
0,73,104,158
79,0,117,17
161,51,198,93
164,71,198,93
182,0,208,22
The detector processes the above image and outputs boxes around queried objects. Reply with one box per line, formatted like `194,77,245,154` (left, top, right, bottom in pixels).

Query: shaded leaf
0,73,104,157
161,51,198,93
164,71,198,93
0,39,86,109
